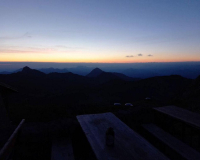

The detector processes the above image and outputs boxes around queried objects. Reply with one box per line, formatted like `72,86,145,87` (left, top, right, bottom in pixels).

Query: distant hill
13,68,23,73
0,66,196,104
1,63,199,79
122,68,159,79
87,68,137,81
121,67,200,79
0,68,23,74
112,72,140,81
95,75,193,103
67,66,93,76
0,71,11,74
0,66,93,96
39,68,69,74
20,66,46,77
178,75,200,112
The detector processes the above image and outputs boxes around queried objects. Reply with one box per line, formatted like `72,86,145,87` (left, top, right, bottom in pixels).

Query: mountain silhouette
21,66,45,76
123,68,159,79
0,71,11,74
87,68,103,77
67,66,92,76
96,75,193,103
112,72,139,81
0,66,199,122
87,68,136,81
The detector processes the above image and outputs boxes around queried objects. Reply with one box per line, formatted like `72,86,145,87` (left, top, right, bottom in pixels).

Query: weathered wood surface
0,119,25,160
77,112,169,160
142,123,200,160
51,138,74,160
154,106,200,129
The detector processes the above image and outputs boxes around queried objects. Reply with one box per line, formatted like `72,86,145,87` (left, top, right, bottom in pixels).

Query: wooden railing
0,119,25,160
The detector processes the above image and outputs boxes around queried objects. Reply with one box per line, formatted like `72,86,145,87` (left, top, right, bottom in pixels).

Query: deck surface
143,123,200,160
77,112,169,160
154,105,200,129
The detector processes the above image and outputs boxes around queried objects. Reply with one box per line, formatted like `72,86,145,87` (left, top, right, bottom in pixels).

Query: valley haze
0,62,200,79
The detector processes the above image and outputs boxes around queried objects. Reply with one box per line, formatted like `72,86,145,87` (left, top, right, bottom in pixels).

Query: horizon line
0,61,200,64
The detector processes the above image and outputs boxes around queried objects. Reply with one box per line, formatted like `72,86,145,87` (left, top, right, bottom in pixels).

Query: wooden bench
51,137,74,160
154,105,200,130
77,112,169,160
142,123,200,160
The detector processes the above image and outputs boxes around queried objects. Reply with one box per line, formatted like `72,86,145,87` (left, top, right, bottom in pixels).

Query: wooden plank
51,138,74,160
77,112,169,160
0,119,25,160
154,106,200,129
142,123,200,160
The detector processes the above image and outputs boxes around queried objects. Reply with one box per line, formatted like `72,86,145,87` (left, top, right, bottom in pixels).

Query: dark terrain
0,66,199,122
1,66,200,160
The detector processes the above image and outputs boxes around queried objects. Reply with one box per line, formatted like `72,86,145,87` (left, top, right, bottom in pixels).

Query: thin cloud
55,45,83,50
0,49,41,54
138,53,143,56
148,54,153,57
0,46,57,54
126,55,134,58
0,32,32,40
0,45,78,54
23,32,32,38
0,42,82,55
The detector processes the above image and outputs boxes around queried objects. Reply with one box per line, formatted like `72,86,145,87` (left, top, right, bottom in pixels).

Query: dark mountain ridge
21,66,45,76
1,63,200,79
0,66,199,122
95,75,193,103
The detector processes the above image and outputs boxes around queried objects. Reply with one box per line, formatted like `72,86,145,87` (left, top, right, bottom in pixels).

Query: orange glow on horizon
0,58,200,63
0,51,200,63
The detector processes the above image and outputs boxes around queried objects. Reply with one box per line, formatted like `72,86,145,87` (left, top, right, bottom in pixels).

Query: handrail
0,119,25,160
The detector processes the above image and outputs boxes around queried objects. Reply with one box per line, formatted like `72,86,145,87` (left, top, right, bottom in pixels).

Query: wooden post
0,119,25,160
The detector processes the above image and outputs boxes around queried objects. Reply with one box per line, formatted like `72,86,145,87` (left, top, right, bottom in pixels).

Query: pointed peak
23,66,30,69
22,66,31,72
20,66,45,76
87,68,103,77
93,68,103,72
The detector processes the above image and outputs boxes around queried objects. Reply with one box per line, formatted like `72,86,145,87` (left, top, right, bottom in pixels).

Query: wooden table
77,112,169,160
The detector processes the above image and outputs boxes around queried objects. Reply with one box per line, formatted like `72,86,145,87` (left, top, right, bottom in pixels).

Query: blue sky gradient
0,0,200,63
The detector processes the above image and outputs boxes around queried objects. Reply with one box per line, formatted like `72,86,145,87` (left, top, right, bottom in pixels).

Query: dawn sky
0,0,200,63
